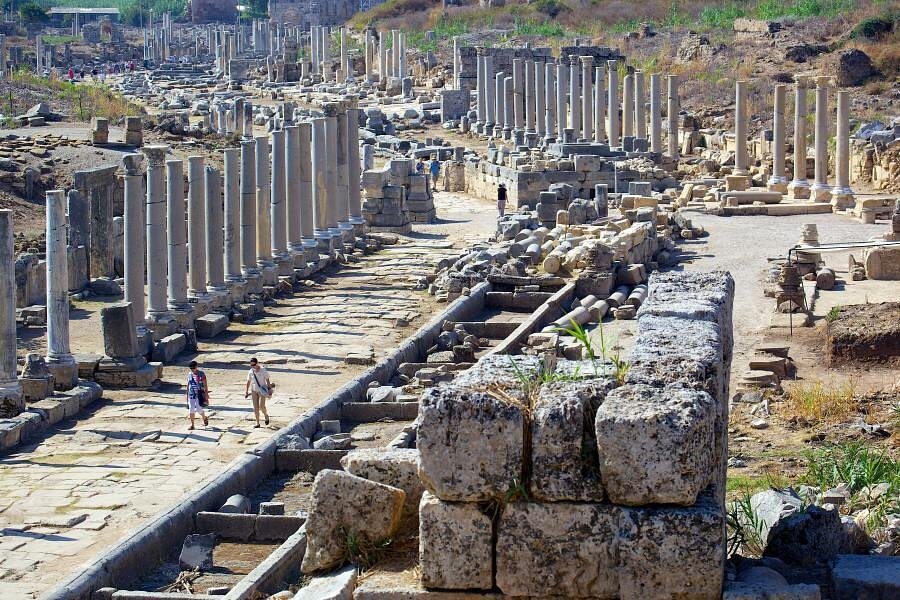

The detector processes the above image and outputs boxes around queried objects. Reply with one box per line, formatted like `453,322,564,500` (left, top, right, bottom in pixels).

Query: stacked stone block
361,158,436,233
416,270,734,598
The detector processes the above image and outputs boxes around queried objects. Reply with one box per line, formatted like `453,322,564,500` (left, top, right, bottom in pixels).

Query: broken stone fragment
495,501,621,598
301,470,405,574
595,383,716,506
178,533,215,571
419,491,493,590
341,448,424,519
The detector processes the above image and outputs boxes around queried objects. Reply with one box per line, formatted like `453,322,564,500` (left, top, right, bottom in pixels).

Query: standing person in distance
186,361,209,430
244,357,272,428
497,183,508,217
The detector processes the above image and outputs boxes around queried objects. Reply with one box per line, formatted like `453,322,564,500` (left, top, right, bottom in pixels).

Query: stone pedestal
45,190,77,390
767,84,789,194
788,77,811,200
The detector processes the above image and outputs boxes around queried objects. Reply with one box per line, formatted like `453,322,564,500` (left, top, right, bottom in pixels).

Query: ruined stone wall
268,0,362,27
416,270,734,597
191,0,238,24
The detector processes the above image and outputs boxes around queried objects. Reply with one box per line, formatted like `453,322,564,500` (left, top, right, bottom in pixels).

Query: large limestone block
418,491,493,590
863,246,900,280
618,491,725,599
301,470,405,574
418,356,534,502
531,379,616,502
341,448,424,519
595,383,715,506
495,502,621,598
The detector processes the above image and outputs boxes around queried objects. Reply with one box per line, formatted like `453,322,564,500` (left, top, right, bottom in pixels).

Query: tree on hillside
18,2,48,24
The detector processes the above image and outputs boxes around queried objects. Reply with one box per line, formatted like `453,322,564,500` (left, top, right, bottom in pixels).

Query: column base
830,188,855,210
47,355,78,392
206,287,232,310
350,217,366,238
146,311,179,341
493,125,503,138
788,180,811,200
315,230,334,254
258,262,278,286
275,254,295,277
766,177,789,194
302,239,320,264
243,272,263,295
339,222,355,242
811,183,832,203
0,381,25,419
289,246,308,269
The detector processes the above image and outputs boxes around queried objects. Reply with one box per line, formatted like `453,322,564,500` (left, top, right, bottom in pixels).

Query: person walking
416,157,426,174
186,361,209,430
428,156,441,191
497,183,508,217
244,357,272,428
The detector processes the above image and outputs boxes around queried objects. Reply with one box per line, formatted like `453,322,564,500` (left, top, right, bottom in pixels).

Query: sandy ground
0,190,496,599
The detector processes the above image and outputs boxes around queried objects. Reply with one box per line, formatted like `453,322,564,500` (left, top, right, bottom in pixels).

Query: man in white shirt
244,357,272,428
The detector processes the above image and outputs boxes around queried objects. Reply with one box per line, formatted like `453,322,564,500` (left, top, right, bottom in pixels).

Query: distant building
190,0,238,24
268,0,383,27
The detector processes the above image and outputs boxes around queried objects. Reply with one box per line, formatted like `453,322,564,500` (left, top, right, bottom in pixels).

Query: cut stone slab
618,491,725,600
341,448,424,519
530,378,616,502
195,313,229,339
418,384,525,502
723,581,821,599
831,554,900,600
301,469,405,574
495,501,621,598
152,333,188,363
595,383,716,505
294,565,357,600
179,533,215,571
419,491,493,591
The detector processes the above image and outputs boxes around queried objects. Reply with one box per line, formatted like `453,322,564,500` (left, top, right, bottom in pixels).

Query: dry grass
783,378,860,426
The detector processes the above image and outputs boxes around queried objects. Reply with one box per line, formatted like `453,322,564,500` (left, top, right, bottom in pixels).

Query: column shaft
223,148,242,281
789,78,810,199
143,146,169,319
325,116,340,234
622,74,633,138
187,156,207,297
768,84,788,192
484,56,495,127
535,61,545,137
634,71,646,140
45,190,75,387
123,154,145,325
569,56,580,134
299,121,316,242
831,89,854,208
270,129,288,258
581,56,593,141
512,58,524,131
240,140,258,275
205,166,225,289
811,76,830,202
734,80,749,175
286,125,303,250
166,160,189,311
336,111,350,227
607,61,619,147
667,74,679,159
311,118,330,237
525,60,535,133
0,210,20,397
556,62,567,139
348,109,363,224
649,73,662,152
545,63,556,141
255,135,273,265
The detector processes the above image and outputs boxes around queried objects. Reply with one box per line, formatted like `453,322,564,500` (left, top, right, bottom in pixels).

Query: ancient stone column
789,77,811,200
494,71,505,137
608,61,620,147
535,61,545,138
205,166,226,293
143,145,170,324
270,128,289,263
734,80,749,176
311,117,332,247
811,76,831,202
243,100,254,139
240,139,259,276
45,190,76,390
340,26,348,82
285,125,303,253
667,74,679,159
831,90,854,209
503,76,513,137
310,25,319,75
392,29,400,78
484,55,495,130
581,55,594,142
336,109,352,235
122,153,145,329
166,159,190,313
594,66,606,143
525,60,536,134
347,108,364,230
556,61,567,141
325,116,341,238
187,156,208,299
545,63,556,143
512,58,525,133
767,84,788,193
223,148,242,282
622,73,634,139
649,73,662,152
399,32,407,78
255,136,274,270
0,210,22,409
299,121,316,249
634,70,646,141
569,55,580,136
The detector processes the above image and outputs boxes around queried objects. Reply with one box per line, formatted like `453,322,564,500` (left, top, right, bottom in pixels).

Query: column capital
607,59,619,69
580,55,594,67
141,144,168,167
122,153,143,176
815,75,831,88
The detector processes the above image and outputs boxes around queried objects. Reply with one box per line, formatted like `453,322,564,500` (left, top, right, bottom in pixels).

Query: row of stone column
135,104,363,327
474,52,679,156
310,25,332,81
377,30,407,80
732,77,854,207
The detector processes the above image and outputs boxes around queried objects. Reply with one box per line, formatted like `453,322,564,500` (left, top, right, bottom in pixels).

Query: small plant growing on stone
505,478,530,503
342,527,394,570
726,491,766,557
826,305,841,323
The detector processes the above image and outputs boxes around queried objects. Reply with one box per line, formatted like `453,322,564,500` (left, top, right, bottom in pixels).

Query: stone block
151,333,187,363
301,470,405,573
831,554,900,600
496,502,621,598
195,512,256,540
531,379,616,502
93,363,162,389
295,565,358,600
595,383,716,506
418,383,525,501
100,302,140,359
179,533,214,571
194,313,228,339
254,515,304,541
618,491,725,599
863,246,900,280
28,398,66,425
419,491,493,590
341,448,424,519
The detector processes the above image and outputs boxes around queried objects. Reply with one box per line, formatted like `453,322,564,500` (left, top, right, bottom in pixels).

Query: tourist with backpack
186,361,209,430
244,357,273,428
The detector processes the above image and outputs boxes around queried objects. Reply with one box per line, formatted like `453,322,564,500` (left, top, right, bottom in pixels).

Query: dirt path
0,191,496,599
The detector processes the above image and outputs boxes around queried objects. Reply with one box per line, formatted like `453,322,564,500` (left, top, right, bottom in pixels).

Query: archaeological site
0,0,898,598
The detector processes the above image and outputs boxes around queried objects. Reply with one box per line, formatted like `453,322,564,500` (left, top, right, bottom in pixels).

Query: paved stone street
0,191,496,598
